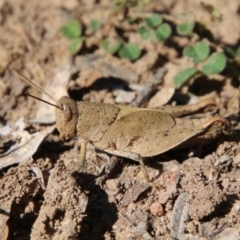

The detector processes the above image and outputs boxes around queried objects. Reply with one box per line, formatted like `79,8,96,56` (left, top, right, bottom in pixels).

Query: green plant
60,7,172,61
60,20,83,54
119,43,141,61
101,38,122,55
60,1,239,83
138,13,172,41
200,2,222,23
177,21,195,36
174,40,227,87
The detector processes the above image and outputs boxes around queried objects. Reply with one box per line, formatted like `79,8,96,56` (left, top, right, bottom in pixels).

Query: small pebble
150,202,164,216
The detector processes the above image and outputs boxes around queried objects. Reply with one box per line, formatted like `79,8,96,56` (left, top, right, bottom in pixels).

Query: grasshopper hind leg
138,157,150,182
77,140,150,181
97,148,150,182
78,139,88,170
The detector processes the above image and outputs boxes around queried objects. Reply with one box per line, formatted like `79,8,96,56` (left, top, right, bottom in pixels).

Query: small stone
150,202,164,217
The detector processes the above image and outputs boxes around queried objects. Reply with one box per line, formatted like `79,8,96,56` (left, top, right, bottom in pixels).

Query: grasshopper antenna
14,70,63,110
27,93,62,110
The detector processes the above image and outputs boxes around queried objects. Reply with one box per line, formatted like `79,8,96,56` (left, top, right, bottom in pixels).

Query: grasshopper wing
95,108,178,157
95,110,227,158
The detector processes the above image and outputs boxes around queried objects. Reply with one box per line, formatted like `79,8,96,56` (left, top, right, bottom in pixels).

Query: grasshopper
15,71,231,181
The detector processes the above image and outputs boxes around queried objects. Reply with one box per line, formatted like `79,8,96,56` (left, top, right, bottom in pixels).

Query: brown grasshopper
15,71,231,181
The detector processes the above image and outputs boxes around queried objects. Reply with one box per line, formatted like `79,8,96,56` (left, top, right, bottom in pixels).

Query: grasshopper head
55,96,79,140
14,72,79,139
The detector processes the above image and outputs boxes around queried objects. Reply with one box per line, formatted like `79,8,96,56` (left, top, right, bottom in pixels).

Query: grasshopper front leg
78,139,88,169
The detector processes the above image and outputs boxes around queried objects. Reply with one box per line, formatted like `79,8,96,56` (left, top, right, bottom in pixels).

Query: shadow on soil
72,171,118,240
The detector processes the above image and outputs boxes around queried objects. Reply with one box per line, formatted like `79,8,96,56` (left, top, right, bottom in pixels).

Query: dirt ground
0,0,240,239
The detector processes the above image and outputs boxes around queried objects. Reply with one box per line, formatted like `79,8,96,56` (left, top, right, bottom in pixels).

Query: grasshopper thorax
55,96,79,140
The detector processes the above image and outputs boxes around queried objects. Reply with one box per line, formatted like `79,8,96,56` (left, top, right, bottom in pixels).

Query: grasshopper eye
62,104,72,122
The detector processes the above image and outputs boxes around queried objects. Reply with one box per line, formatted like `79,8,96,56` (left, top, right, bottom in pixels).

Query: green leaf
202,52,227,75
128,17,136,24
155,23,172,41
224,47,236,59
60,20,82,39
126,0,138,8
183,46,195,58
101,39,122,55
145,14,162,28
200,2,222,22
177,21,195,36
174,68,198,88
137,26,154,40
68,37,83,53
119,43,141,61
236,47,240,57
90,19,102,31
193,41,210,62
183,41,210,63
113,3,123,12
